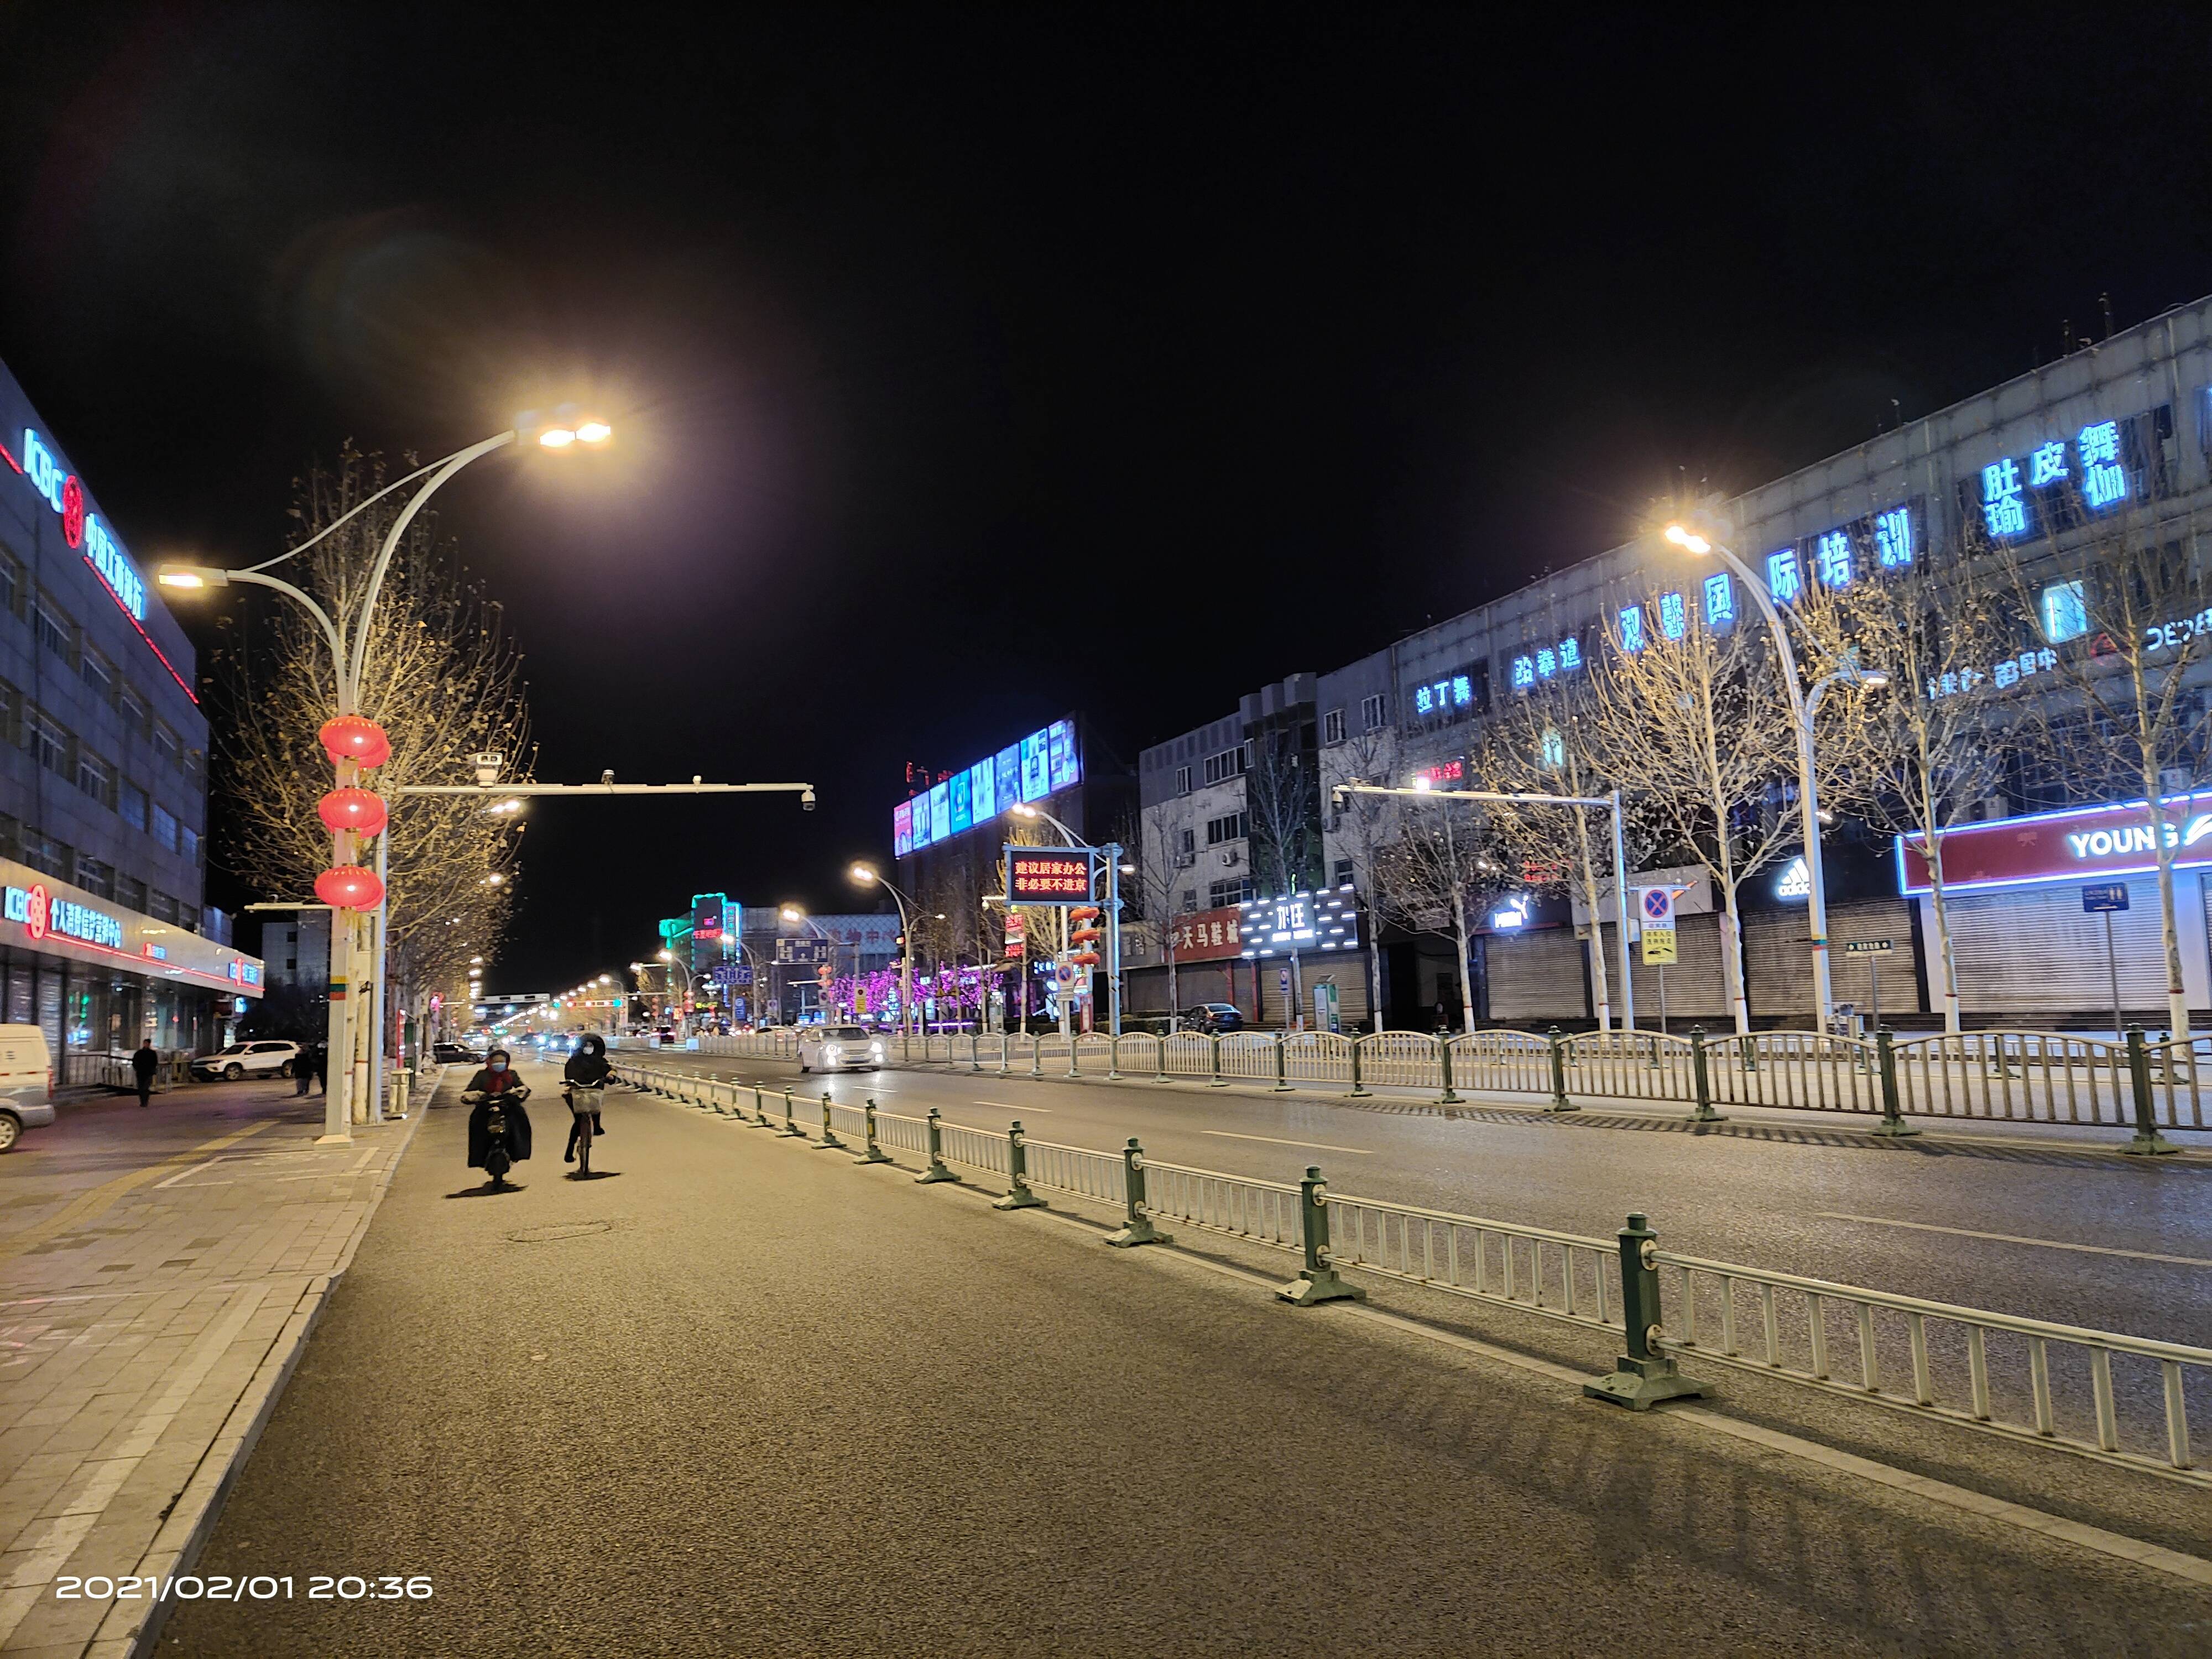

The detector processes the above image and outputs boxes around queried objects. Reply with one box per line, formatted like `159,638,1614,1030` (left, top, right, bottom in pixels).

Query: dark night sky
2,3,2210,989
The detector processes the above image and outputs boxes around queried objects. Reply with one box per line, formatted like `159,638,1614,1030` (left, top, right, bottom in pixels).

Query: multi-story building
1305,294,2212,1028
0,360,262,1071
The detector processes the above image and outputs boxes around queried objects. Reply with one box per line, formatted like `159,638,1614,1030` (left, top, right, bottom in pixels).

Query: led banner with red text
1005,847,1097,905
1897,789,2212,894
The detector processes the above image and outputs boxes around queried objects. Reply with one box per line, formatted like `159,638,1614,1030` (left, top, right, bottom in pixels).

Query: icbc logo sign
1005,849,1094,904
20,884,46,941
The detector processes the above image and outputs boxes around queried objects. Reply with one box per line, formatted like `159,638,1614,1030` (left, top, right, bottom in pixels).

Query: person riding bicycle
562,1034,614,1163
463,1049,533,1173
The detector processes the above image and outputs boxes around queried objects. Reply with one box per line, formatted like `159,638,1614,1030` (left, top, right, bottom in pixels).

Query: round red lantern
319,714,392,769
315,865,385,911
316,786,388,835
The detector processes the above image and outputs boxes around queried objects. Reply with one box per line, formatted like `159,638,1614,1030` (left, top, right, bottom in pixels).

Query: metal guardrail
618,1053,2212,1485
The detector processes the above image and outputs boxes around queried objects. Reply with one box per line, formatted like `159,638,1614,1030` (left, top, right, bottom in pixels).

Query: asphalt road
637,1050,2212,1352
157,1061,2212,1657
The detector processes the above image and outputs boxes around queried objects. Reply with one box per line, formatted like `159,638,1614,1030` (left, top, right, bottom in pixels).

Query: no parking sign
1638,885,1678,966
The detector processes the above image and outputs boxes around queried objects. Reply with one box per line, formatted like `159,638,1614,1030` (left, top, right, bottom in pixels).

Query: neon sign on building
17,430,148,620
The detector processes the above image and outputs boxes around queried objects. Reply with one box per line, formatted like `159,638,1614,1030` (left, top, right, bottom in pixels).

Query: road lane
635,1051,2212,1351
159,1061,2212,1657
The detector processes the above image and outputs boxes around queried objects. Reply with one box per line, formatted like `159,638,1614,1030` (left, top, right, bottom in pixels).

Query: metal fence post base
1687,1028,1725,1123
1348,1037,1370,1097
1546,1026,1576,1113
1867,1115,1921,1139
2122,1026,2180,1154
1436,1037,1460,1105
1208,1035,1228,1087
1583,1357,1704,1411
1277,1165,1365,1305
855,1100,894,1164
1272,1032,1292,1092
752,1087,775,1128
1870,1027,1917,1136
916,1108,960,1183
1105,1037,1121,1081
994,1121,1047,1208
1584,1212,1704,1410
1276,1265,1365,1306
812,1094,845,1149
2125,1127,2180,1155
1106,1140,1171,1246
780,1088,807,1136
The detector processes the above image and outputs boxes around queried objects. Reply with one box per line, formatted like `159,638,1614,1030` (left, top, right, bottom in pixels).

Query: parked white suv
798,1025,885,1073
190,1041,302,1082
0,1024,54,1152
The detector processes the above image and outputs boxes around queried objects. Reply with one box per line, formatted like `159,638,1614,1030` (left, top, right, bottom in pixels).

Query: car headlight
869,1044,884,1055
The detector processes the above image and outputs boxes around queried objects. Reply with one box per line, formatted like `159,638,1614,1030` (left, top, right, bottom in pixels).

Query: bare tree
1372,800,1509,1034
1996,505,2212,1036
1319,722,1399,1029
1125,801,1194,1024
211,448,532,1045
1582,594,1847,1034
1244,719,1322,1024
1799,564,2012,1032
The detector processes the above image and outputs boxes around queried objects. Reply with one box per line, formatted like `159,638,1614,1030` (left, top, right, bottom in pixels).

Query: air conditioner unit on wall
1173,853,1195,870
1220,849,1241,868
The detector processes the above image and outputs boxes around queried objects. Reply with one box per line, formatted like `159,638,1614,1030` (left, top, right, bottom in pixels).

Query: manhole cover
505,1220,614,1244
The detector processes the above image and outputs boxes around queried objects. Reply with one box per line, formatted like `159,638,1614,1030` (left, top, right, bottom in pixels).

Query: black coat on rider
563,1035,614,1087
465,1056,533,1167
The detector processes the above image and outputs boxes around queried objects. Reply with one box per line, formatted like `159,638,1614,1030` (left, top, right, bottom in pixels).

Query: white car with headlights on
798,1025,885,1073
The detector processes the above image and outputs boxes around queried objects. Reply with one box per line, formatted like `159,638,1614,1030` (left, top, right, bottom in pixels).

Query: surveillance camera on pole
471,751,504,788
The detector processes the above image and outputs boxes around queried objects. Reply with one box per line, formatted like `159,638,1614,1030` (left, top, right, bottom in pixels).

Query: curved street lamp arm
346,430,517,709
240,450,462,577
222,571,353,714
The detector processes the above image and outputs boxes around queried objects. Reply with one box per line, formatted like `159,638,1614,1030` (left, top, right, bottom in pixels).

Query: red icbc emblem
24,884,49,941
59,477,85,549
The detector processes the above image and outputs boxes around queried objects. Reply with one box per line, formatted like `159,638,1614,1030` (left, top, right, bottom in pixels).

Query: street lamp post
779,907,840,1020
849,863,925,1037
1007,803,1129,1037
159,411,612,1139
1664,523,1888,1031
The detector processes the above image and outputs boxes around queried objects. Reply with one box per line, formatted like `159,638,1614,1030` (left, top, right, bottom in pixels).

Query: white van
0,1025,54,1152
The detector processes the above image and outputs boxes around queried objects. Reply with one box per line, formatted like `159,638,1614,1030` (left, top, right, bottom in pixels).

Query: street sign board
1005,846,1095,905
709,963,741,985
2082,883,2131,913
1003,912,1026,956
776,938,831,965
1638,885,1677,966
1843,939,1895,954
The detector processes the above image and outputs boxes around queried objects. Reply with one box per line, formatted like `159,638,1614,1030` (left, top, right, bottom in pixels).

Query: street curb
107,1070,445,1659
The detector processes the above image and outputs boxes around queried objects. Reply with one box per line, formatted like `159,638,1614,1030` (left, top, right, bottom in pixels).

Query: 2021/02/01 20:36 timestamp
55,1574,434,1602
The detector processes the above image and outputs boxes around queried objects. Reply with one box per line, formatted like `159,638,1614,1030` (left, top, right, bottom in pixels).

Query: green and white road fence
639,1021,2211,1146
613,1053,2212,1485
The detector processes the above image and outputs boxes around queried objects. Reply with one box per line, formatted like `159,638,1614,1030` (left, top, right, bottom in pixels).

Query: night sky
2,4,2210,989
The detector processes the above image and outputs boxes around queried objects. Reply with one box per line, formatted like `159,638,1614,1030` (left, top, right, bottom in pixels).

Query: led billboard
896,717,1081,854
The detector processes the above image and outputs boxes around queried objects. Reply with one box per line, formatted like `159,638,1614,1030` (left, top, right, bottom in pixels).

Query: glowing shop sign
1506,638,1582,695
18,430,148,620
1237,886,1360,956
898,718,1078,853
1775,856,1811,900
1978,419,2130,541
3,883,125,949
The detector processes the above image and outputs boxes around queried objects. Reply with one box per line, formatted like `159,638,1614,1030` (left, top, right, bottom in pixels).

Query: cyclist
562,1034,614,1163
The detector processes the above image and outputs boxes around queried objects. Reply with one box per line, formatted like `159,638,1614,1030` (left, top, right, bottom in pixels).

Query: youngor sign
1897,791,2212,895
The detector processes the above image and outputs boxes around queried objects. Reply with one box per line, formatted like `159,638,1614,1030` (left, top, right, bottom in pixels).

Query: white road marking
151,1157,222,1190
1815,1211,2212,1268
1201,1130,1373,1155
973,1101,1046,1112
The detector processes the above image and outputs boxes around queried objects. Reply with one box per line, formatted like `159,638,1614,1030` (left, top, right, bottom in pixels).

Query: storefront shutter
1485,926,1591,1023
1592,914,1730,1022
1744,897,1919,1022
1947,879,2171,1015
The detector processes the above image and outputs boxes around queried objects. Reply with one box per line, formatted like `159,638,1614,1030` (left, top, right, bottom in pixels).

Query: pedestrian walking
131,1040,159,1109
294,1043,316,1097
312,1044,328,1094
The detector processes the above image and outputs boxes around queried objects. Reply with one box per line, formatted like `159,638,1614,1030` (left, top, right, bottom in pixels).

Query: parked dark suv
1181,1003,1245,1034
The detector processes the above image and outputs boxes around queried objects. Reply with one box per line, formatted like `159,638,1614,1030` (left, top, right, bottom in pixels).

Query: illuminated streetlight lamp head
1009,804,1037,818
657,948,674,962
1859,668,1892,690
780,906,804,921
575,420,612,445
849,863,878,884
1413,775,1432,792
1663,524,1713,556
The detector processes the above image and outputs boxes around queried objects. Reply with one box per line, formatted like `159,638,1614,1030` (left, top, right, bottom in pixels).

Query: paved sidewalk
0,1074,436,1658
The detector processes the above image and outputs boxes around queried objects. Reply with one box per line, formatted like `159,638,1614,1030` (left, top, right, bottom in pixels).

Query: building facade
0,361,261,1068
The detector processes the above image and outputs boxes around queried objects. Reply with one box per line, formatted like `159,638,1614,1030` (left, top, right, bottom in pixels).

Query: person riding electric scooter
463,1049,534,1188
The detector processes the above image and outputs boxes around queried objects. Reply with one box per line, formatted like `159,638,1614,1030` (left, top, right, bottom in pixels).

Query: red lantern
315,865,385,910
319,714,392,769
317,787,388,835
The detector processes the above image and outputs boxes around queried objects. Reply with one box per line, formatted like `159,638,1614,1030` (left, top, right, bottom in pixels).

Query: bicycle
566,1084,601,1177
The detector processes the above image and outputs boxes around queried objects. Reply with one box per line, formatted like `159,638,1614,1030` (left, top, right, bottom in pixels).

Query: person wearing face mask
561,1033,614,1162
463,1048,533,1182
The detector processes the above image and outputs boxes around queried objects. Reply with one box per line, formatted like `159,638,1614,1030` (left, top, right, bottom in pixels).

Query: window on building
76,748,114,807
22,829,72,883
0,549,20,617
149,890,179,924
1180,890,1198,913
1332,858,1354,887
1175,764,1191,795
117,874,147,912
180,905,199,933
33,594,74,663
76,857,114,900
180,823,200,863
1208,878,1254,908
1205,810,1249,846
152,802,179,852
80,646,113,705
1361,692,1388,731
1322,708,1346,745
153,722,179,769
119,684,150,740
0,676,18,747
25,707,71,778
2041,580,2089,644
118,781,147,831
0,813,18,863
1203,747,1248,785
184,748,205,788
1177,827,1195,858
